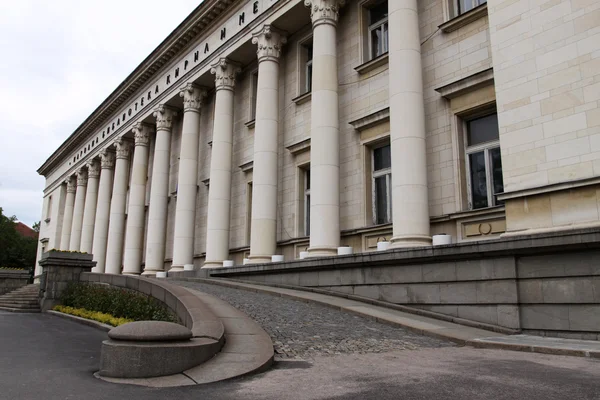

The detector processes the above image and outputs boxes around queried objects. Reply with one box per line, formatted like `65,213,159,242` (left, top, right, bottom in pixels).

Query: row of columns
55,0,430,275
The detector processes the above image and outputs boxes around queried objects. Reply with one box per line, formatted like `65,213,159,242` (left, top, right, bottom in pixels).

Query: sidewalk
169,277,600,359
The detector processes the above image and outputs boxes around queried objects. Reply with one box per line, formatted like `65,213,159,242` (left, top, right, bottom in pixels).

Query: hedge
60,282,178,323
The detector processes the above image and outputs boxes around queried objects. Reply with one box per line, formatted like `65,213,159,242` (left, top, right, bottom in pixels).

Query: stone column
123,123,152,275
80,160,101,254
105,139,132,275
59,177,76,250
143,105,177,275
91,150,115,273
305,0,344,257
248,25,287,264
171,83,207,271
69,169,87,251
204,58,241,268
388,0,431,249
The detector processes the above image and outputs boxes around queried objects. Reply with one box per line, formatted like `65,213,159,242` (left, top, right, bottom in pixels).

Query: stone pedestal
38,251,95,312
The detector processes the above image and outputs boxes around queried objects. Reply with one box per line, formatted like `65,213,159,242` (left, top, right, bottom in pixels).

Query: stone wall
208,228,600,339
0,270,30,296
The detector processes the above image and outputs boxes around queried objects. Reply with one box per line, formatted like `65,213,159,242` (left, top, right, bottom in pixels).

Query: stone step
1,294,39,299
0,306,40,313
1,296,39,301
0,302,39,309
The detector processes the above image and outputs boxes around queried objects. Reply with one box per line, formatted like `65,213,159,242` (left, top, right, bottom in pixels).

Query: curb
46,310,112,332
467,339,600,358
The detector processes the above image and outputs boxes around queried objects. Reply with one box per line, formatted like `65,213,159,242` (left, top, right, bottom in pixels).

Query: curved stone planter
78,272,225,379
100,321,221,379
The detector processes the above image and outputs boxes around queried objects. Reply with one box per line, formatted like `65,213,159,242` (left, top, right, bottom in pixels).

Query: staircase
0,284,41,313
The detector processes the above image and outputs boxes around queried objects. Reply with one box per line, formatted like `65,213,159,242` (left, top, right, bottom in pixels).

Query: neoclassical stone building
35,0,600,276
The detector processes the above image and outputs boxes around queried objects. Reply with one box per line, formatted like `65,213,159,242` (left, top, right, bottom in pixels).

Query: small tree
0,208,38,271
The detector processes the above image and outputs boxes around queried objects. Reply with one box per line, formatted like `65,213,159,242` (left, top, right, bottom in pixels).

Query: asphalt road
2,310,599,400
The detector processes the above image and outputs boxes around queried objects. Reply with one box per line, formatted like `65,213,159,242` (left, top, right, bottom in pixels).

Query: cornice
38,0,238,176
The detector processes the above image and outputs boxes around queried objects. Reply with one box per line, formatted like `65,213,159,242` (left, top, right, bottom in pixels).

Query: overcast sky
0,0,202,227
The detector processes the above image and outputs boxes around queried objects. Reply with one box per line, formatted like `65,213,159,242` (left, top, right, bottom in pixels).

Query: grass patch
60,282,178,323
53,305,133,327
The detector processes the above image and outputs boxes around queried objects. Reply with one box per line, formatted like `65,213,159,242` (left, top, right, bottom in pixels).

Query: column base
169,265,185,272
202,261,224,269
388,234,432,249
247,255,273,264
122,272,141,276
141,269,161,276
306,246,338,258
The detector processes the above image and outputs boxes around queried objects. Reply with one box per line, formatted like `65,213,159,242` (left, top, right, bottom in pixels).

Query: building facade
35,0,600,276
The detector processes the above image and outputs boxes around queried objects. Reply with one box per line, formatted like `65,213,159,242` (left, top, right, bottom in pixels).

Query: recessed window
46,196,53,219
298,36,313,96
372,144,392,225
249,71,258,121
304,169,311,236
246,182,253,245
465,112,503,209
451,0,487,18
368,1,388,59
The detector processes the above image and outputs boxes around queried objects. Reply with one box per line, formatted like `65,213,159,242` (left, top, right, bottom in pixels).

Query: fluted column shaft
60,178,76,250
80,161,100,254
204,58,240,268
91,151,115,273
248,25,286,264
388,0,431,248
123,124,152,275
105,140,132,275
69,170,87,251
305,0,344,257
171,84,206,271
143,105,177,275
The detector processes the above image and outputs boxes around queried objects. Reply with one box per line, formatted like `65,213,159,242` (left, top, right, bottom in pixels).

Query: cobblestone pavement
173,281,452,359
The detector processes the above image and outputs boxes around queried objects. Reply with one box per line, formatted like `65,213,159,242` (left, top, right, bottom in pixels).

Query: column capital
132,122,153,147
114,138,133,159
210,58,241,91
179,83,208,112
252,25,288,63
76,169,88,186
304,0,345,27
153,104,178,131
86,160,101,179
65,177,77,193
100,149,116,170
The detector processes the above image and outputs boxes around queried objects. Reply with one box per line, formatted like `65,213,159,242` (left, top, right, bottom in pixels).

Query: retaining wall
0,270,29,295
206,228,600,340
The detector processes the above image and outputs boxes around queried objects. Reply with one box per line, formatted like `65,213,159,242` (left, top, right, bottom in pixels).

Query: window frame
463,112,503,210
371,143,392,225
297,34,314,97
451,0,487,18
249,70,259,122
246,181,253,245
367,2,388,60
304,169,311,236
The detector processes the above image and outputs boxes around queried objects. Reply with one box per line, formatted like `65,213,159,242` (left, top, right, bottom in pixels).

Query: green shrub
60,282,178,323
53,305,133,327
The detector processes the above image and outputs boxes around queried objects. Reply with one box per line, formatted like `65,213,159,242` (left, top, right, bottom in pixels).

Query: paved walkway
175,281,451,359
2,308,600,399
172,278,600,358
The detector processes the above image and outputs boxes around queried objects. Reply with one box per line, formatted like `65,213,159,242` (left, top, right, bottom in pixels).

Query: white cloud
0,0,202,226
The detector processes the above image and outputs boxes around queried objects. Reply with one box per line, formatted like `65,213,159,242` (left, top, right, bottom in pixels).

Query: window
45,196,52,220
465,113,503,209
372,144,392,225
452,0,487,17
246,182,253,245
304,169,311,236
298,36,314,96
304,44,313,94
249,71,258,121
368,1,388,59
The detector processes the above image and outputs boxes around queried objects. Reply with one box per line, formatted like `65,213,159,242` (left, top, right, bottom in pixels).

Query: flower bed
61,282,178,323
53,305,133,327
